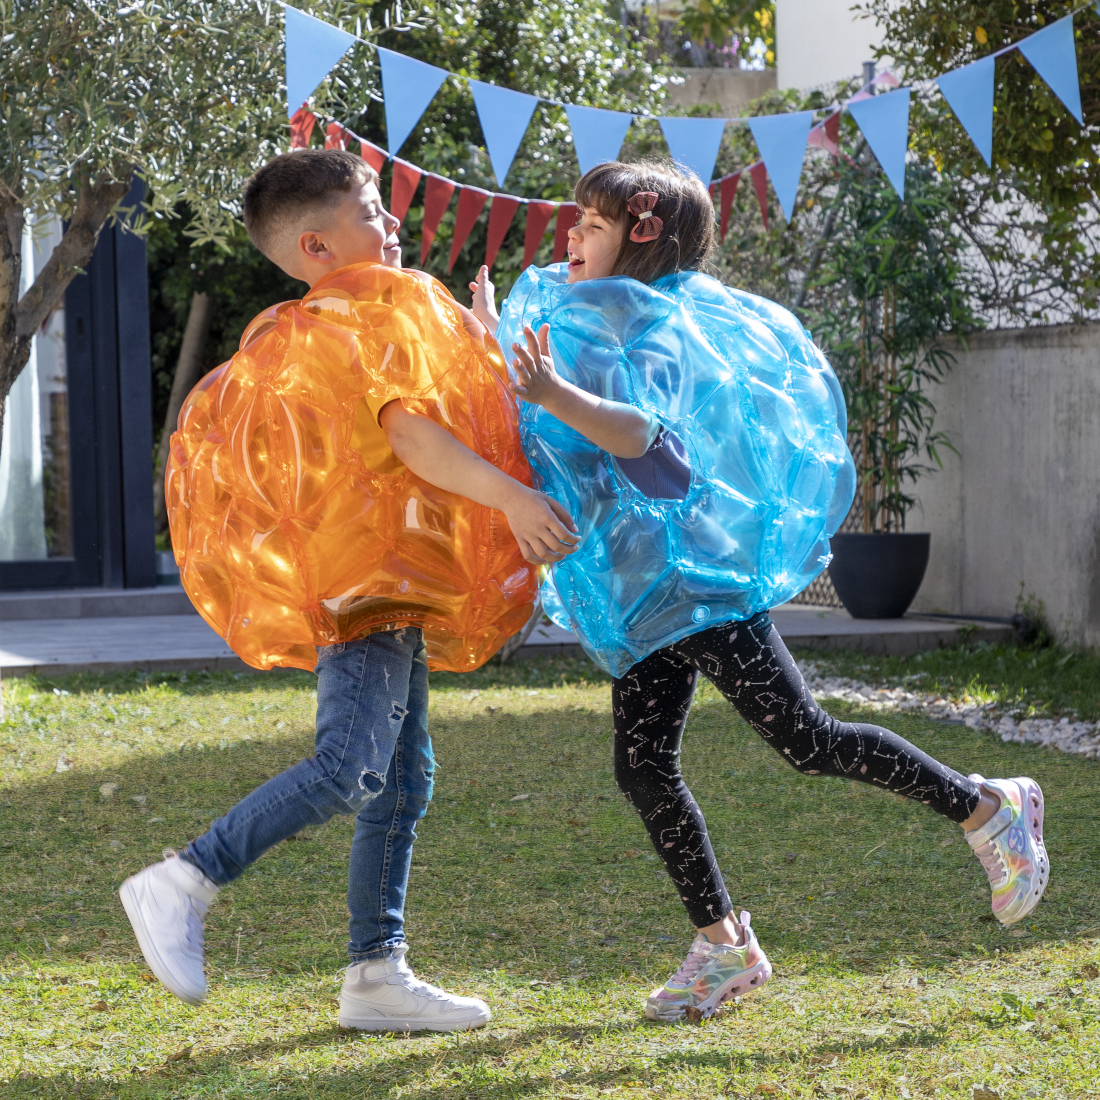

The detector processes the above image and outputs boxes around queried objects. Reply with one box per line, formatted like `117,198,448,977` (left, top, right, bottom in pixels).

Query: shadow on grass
9,651,610,701
2,1016,969,1100
0,679,1097,1025
3,660,1098,1097
2,679,1097,982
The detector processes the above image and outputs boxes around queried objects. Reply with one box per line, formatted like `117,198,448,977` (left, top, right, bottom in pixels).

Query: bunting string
303,67,899,274
284,1,1095,273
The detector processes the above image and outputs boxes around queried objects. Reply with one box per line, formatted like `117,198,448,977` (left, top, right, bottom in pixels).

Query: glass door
0,218,89,581
0,188,154,592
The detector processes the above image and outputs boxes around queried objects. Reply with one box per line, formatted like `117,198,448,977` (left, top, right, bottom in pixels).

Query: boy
121,150,577,1031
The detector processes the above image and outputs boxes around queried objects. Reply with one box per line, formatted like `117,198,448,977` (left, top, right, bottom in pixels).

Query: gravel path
799,663,1100,760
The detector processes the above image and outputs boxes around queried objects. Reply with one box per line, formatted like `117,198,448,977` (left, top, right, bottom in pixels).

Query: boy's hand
468,265,500,331
501,484,580,565
511,323,566,408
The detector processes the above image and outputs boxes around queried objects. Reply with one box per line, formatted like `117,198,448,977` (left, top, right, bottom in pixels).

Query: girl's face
566,205,623,282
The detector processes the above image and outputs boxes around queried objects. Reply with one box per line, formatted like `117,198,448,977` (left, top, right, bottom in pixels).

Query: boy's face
292,181,401,284
566,206,622,282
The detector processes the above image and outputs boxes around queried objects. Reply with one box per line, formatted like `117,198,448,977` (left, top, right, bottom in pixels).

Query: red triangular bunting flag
421,175,456,265
523,202,556,270
485,196,521,272
709,182,717,199
289,107,316,150
749,162,769,231
390,160,422,224
808,111,841,157
325,123,350,150
359,140,387,174
448,186,491,273
553,204,578,264
719,173,740,243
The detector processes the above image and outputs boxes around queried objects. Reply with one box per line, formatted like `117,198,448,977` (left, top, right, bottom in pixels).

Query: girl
474,160,1049,1023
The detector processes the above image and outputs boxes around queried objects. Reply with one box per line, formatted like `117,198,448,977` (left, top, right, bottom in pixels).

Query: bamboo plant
805,158,975,532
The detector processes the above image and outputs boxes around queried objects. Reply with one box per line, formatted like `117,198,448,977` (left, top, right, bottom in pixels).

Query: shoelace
974,841,1008,884
184,908,204,954
401,973,454,1002
669,945,712,986
181,894,208,956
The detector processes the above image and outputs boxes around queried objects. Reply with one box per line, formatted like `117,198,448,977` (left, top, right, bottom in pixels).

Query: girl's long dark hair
573,159,716,285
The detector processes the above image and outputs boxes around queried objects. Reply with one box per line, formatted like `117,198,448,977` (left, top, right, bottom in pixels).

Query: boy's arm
510,324,658,459
379,401,579,565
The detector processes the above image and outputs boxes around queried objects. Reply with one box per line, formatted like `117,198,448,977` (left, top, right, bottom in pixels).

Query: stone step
0,604,1012,679
769,604,1013,657
0,587,196,622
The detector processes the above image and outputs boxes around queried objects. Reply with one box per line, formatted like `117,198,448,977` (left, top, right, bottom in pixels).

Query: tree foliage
330,0,668,297
677,1,775,67
146,0,669,446
860,0,1100,324
0,0,293,438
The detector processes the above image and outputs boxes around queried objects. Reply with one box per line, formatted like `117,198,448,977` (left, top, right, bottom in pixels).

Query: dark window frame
0,180,154,591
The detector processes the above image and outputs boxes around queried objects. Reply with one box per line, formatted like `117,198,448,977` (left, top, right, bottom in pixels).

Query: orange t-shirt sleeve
363,388,403,427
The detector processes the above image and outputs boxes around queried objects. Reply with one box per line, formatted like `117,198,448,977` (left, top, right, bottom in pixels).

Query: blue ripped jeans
182,627,434,962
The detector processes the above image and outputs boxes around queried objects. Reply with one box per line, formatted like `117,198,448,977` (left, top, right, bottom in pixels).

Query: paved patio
0,587,1012,678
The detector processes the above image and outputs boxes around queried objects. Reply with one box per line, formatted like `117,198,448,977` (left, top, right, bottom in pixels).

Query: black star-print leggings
612,611,981,928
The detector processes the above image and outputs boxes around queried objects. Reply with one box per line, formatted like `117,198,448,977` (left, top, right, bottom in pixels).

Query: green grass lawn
1,656,1098,1099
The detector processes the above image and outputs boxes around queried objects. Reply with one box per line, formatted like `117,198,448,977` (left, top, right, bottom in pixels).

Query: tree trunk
0,175,132,444
0,193,28,448
153,291,214,534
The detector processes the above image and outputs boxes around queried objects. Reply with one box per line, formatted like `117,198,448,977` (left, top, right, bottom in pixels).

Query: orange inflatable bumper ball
165,263,537,673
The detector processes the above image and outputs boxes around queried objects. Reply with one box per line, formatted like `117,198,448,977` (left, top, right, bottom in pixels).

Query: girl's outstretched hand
511,323,563,407
468,265,500,330
510,322,655,458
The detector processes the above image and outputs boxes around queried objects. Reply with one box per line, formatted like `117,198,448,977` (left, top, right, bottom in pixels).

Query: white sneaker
338,944,491,1032
119,851,220,1004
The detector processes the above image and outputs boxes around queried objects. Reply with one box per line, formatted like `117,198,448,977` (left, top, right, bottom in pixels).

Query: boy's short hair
243,149,379,259
574,159,715,285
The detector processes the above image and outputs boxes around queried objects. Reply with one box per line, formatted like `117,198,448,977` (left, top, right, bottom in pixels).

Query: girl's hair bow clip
627,191,663,243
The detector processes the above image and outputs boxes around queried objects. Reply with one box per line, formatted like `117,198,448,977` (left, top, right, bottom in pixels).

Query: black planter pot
828,532,931,619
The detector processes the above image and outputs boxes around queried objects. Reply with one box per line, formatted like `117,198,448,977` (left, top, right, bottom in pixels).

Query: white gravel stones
797,662,1100,760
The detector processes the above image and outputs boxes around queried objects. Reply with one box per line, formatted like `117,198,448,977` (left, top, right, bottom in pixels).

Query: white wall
910,323,1100,649
665,68,777,117
775,0,884,92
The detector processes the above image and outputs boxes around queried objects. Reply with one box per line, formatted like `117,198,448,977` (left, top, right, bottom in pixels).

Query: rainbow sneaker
965,775,1049,926
645,911,772,1023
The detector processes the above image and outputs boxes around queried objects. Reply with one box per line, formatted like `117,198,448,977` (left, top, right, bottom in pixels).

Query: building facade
775,0,886,92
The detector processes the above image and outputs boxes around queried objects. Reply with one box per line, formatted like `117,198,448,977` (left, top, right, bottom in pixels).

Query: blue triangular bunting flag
284,5,357,118
847,87,911,199
377,47,449,156
746,110,814,222
936,56,995,166
658,117,727,185
565,105,634,176
469,80,540,187
1017,16,1083,124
